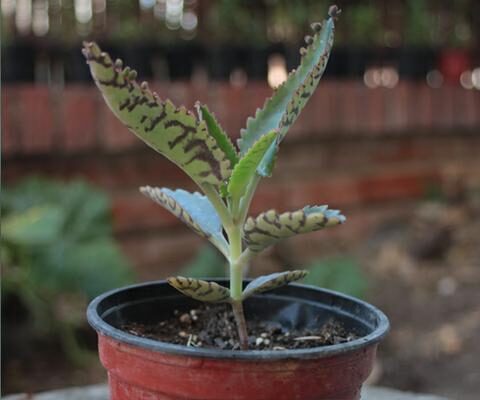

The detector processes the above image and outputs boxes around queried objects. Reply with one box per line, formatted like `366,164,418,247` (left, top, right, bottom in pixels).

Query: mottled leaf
140,186,228,256
167,277,230,303
227,130,277,204
196,103,238,167
244,206,346,253
242,270,308,300
82,42,231,188
237,8,337,176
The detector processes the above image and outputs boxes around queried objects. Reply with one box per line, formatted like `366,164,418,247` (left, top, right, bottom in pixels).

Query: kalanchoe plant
83,5,343,350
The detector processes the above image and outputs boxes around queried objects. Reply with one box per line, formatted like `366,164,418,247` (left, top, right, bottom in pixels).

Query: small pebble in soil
179,313,192,325
122,303,359,351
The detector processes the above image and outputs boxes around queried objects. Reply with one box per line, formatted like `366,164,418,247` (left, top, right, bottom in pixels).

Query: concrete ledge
4,383,448,400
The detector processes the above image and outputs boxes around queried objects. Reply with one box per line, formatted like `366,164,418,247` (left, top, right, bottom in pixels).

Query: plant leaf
140,186,228,257
196,103,239,167
242,270,308,300
82,42,231,188
227,130,277,203
2,206,65,246
244,206,346,253
167,277,230,302
237,11,336,175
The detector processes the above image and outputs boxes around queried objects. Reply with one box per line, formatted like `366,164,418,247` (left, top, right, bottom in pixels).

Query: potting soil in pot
122,303,359,351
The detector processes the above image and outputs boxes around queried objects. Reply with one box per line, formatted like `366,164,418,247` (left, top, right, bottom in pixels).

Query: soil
123,303,358,350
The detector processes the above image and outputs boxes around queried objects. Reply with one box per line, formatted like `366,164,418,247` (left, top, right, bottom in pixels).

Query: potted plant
85,6,389,400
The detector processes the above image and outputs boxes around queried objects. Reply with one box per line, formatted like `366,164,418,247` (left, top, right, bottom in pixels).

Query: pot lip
87,280,389,361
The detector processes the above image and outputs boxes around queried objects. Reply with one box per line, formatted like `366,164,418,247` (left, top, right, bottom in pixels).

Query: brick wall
3,82,480,279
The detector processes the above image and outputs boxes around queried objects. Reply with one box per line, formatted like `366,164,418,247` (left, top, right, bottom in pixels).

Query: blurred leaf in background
1,177,134,363
303,256,369,299
179,245,226,278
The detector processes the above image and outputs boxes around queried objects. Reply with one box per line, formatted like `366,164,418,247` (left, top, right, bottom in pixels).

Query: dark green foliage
180,246,226,278
2,177,133,298
1,177,134,362
303,256,368,299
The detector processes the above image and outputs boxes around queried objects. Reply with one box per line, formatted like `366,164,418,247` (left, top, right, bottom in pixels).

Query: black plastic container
87,279,389,359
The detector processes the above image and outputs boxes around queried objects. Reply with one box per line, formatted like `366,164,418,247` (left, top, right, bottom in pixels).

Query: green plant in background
404,0,434,46
1,177,133,362
344,3,382,46
180,246,226,279
82,5,344,350
303,256,368,299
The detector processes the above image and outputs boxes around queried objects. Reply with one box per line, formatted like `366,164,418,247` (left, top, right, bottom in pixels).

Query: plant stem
236,175,260,224
231,300,249,350
228,225,243,300
201,183,233,230
227,221,249,349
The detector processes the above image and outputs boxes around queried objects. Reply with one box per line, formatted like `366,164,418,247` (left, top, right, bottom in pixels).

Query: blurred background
2,1,480,399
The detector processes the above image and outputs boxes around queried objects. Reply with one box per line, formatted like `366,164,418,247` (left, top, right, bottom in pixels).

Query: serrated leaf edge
82,42,232,187
227,130,278,201
237,16,335,155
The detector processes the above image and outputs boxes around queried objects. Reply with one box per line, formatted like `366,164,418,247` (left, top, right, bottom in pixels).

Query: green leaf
167,277,230,303
237,11,336,175
140,186,229,257
34,238,133,298
180,246,226,279
82,42,231,188
227,130,277,204
2,206,65,246
242,270,308,300
244,206,346,253
303,256,368,299
196,103,239,167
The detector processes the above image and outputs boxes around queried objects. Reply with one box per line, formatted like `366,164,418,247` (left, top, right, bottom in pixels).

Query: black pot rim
87,280,389,361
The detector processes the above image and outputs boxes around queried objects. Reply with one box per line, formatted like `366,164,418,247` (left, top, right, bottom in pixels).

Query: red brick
286,178,360,210
371,140,430,164
365,86,385,135
304,81,335,136
165,82,190,108
212,84,250,140
16,85,56,154
111,191,180,234
61,86,98,152
249,183,288,215
389,82,410,133
339,81,361,134
456,87,476,129
101,106,139,151
356,171,440,203
120,233,203,280
2,87,18,155
432,86,454,132
411,83,433,130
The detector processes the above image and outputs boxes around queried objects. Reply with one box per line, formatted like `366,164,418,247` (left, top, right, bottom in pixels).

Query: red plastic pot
87,280,389,400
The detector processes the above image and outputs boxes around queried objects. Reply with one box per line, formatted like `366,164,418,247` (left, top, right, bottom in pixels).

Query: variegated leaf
244,206,346,253
242,270,308,300
196,102,238,167
227,130,278,206
82,42,231,188
140,186,228,256
237,7,338,176
167,277,230,303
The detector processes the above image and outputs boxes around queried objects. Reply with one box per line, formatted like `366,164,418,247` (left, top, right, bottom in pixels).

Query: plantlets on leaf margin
237,5,339,177
83,5,343,351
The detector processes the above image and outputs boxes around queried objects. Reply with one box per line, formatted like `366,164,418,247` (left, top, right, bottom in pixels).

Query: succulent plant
82,5,344,350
